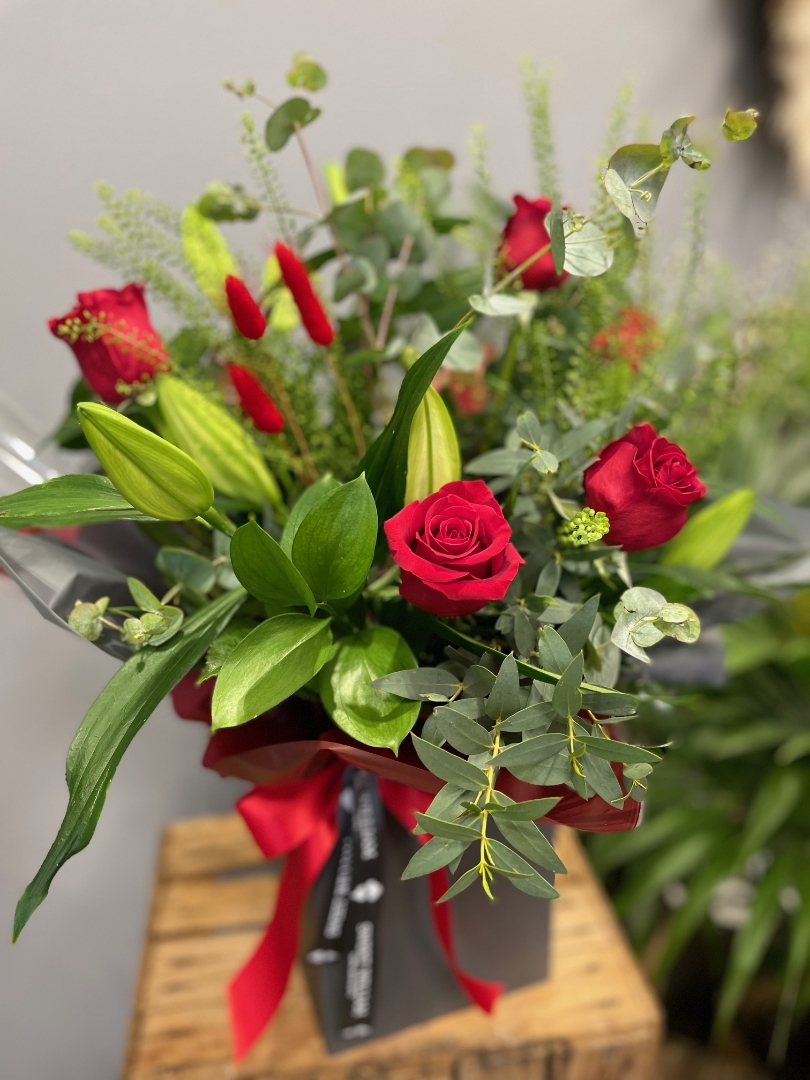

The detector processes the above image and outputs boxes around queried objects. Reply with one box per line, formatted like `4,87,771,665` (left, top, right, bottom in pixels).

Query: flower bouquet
0,55,759,1057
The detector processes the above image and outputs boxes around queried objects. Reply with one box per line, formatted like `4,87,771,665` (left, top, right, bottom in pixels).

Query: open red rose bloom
500,195,567,292
584,422,706,550
384,479,523,616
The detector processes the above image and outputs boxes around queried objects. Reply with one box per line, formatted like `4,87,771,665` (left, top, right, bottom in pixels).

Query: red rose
225,276,267,340
590,308,661,372
48,283,170,404
274,242,334,347
500,195,567,292
227,363,284,434
583,423,706,551
384,479,523,617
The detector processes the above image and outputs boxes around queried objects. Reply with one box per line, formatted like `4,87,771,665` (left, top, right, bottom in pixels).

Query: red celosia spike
225,276,267,341
273,242,334,347
228,363,285,434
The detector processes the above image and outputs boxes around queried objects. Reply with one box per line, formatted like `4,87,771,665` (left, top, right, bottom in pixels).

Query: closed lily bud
405,386,461,504
227,364,285,434
181,205,239,313
225,276,267,340
77,402,214,521
274,241,334,347
156,375,283,511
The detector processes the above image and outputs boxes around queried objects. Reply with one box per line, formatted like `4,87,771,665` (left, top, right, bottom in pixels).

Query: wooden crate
122,814,662,1080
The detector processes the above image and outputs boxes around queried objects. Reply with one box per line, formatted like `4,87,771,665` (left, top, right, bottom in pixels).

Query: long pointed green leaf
13,587,246,940
356,324,467,531
0,474,153,528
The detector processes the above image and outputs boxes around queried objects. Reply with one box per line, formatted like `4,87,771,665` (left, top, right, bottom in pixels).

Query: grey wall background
0,2,800,1077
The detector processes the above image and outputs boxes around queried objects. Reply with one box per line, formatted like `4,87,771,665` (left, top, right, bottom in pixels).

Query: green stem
200,507,238,536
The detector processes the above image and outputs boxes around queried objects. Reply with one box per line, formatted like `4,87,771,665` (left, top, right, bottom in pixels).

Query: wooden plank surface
123,814,662,1080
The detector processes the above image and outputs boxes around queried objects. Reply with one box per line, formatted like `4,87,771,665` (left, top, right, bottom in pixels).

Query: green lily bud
68,597,109,641
180,205,239,313
156,375,283,512
558,507,611,547
77,402,214,521
405,386,461,504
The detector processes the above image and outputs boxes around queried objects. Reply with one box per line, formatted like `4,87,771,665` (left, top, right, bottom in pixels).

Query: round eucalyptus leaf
722,108,759,142
265,97,321,152
603,143,670,237
468,293,536,317
346,148,385,191
562,214,614,278
403,147,455,172
287,52,327,92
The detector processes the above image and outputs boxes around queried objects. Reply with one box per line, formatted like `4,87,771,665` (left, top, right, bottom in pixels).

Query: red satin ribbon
230,766,502,1061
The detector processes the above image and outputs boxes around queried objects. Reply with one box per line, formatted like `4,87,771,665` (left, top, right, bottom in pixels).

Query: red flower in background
228,364,285,434
274,242,334,347
432,343,497,416
500,195,567,292
48,283,170,404
384,480,523,617
583,423,706,551
590,308,661,372
225,276,267,341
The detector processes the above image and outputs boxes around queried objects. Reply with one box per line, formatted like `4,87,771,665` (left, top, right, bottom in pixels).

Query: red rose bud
224,275,267,341
500,195,567,292
48,283,170,404
227,363,284,434
384,479,523,617
274,241,334,347
590,308,660,372
584,423,706,551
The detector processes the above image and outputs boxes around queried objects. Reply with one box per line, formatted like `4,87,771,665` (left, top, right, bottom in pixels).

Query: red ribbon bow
229,765,502,1060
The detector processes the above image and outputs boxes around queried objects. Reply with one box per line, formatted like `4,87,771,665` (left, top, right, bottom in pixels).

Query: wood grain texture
123,814,662,1080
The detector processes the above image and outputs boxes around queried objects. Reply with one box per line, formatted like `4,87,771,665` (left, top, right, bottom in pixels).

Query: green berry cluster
558,507,610,547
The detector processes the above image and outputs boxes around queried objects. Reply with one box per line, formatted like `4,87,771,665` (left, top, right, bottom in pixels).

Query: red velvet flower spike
228,363,285,434
225,276,267,341
274,242,334,347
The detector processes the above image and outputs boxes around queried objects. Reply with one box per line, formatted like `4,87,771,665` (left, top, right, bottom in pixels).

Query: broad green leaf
157,376,282,511
230,519,316,614
661,489,754,570
77,403,214,521
435,866,479,903
180,205,238,311
468,293,536,317
577,735,661,764
356,325,467,534
414,812,481,841
547,204,565,273
581,751,625,804
265,96,321,152
552,654,584,718
0,474,153,529
280,474,340,557
552,417,612,463
562,214,614,278
401,835,471,880
292,475,377,600
464,664,496,698
603,143,670,236
486,654,522,720
488,795,560,821
320,627,420,751
494,816,567,874
346,147,385,190
493,733,569,771
369,667,462,701
722,108,758,142
411,734,489,789
212,613,333,729
433,703,493,755
156,548,217,595
556,594,600,656
538,626,573,675
197,619,255,682
405,386,461,504
464,448,534,477
13,587,246,940
498,701,556,733
488,839,559,898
